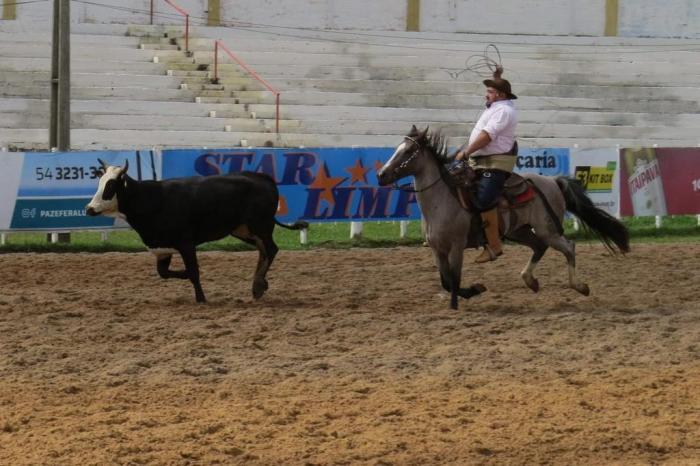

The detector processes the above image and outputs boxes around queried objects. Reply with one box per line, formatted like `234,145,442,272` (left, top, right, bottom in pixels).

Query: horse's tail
274,218,309,230
556,177,630,254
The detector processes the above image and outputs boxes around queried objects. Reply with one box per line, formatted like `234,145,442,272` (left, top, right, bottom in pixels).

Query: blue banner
162,147,571,223
515,148,570,176
10,198,115,229
8,150,157,230
162,148,420,223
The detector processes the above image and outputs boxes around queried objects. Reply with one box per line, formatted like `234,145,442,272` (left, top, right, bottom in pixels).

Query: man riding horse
454,66,518,263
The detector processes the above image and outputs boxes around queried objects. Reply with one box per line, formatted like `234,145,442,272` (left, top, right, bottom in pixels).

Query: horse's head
377,125,430,186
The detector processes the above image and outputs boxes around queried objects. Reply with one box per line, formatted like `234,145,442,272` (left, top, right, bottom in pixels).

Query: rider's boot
475,207,503,263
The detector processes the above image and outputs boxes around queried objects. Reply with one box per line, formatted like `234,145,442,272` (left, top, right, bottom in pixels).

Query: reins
391,136,445,194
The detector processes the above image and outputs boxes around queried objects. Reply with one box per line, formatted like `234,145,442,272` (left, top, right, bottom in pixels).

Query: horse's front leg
448,245,486,307
432,249,456,307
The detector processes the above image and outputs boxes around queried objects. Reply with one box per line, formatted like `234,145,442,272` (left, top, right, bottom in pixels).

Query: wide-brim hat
483,66,517,100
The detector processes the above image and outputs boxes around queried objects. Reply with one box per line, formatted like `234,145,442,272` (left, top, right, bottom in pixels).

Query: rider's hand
448,159,466,175
455,150,466,161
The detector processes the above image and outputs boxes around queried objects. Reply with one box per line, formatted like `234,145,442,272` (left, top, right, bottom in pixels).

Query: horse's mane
407,126,453,163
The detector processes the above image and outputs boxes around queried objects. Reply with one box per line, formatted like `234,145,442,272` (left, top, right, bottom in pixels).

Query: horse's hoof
473,283,487,294
527,279,540,293
575,284,590,296
457,283,486,300
252,282,266,299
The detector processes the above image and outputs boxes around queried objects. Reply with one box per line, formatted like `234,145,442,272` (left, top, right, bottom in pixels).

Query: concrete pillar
47,233,71,243
350,222,363,239
406,0,420,32
208,0,220,26
400,221,409,238
3,0,17,20
605,0,618,36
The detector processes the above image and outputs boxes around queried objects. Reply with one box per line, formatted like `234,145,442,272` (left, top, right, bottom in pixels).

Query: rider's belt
468,154,517,172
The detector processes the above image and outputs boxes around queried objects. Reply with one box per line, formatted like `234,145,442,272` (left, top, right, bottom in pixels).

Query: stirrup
474,245,502,263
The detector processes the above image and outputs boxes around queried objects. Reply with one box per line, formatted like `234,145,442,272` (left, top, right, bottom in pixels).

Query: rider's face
485,87,505,106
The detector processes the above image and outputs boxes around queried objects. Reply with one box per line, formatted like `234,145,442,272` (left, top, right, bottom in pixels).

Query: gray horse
377,126,630,310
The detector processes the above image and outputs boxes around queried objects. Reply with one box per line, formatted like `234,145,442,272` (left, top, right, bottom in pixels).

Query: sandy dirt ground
0,242,699,465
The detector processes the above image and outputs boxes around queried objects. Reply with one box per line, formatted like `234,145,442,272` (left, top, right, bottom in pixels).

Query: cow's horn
98,158,108,169
121,159,129,174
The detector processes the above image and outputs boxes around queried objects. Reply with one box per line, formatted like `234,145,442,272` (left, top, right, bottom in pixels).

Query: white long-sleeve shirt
468,99,518,155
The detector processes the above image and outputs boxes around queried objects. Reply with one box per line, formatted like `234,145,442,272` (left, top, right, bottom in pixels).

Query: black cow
86,159,307,303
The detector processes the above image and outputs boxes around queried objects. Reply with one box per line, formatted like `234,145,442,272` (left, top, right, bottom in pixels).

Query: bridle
391,135,443,193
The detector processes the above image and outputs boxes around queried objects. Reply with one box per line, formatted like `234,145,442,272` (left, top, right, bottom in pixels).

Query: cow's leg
156,254,189,279
178,245,206,303
249,234,276,300
257,234,279,294
232,225,269,299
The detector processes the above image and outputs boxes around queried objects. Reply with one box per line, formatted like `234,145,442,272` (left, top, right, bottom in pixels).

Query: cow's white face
85,161,127,218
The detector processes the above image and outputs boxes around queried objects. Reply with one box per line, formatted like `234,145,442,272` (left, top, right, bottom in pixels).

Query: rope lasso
446,44,503,80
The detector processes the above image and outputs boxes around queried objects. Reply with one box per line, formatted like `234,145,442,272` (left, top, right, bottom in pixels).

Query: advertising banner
162,147,419,223
161,147,572,224
570,148,620,216
515,148,570,177
620,148,700,216
2,150,158,231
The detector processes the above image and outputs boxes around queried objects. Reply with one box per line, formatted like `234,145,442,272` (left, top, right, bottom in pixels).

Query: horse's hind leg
506,226,548,293
545,235,590,296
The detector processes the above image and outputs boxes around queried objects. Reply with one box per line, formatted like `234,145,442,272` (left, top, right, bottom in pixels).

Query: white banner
570,148,620,217
0,153,25,230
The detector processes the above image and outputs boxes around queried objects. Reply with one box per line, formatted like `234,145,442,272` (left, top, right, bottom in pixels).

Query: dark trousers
473,169,508,212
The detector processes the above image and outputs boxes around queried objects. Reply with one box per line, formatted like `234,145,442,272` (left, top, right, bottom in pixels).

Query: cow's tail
556,177,630,254
275,218,309,230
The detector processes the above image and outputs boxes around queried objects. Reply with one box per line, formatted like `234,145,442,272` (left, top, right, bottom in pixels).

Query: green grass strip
0,216,697,253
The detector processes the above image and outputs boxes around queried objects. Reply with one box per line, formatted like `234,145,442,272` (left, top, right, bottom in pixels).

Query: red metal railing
149,0,189,55
214,39,281,134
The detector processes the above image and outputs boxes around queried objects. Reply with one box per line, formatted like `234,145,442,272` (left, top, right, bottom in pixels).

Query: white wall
619,0,700,38
420,0,606,36
221,0,405,30
5,0,207,25
3,0,699,38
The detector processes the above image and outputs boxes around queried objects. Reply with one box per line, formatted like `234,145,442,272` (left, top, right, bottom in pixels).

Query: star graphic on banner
345,158,370,185
310,162,345,205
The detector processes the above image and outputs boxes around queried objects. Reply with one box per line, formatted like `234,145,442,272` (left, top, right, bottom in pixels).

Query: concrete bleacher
2,21,700,150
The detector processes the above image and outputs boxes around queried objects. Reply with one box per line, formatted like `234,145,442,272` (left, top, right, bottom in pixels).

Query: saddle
453,172,536,212
448,169,536,249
